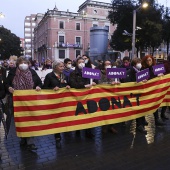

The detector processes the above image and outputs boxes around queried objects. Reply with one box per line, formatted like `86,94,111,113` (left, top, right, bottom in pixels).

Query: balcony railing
57,43,82,49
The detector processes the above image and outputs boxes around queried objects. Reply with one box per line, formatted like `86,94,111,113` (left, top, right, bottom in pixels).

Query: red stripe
14,92,166,122
15,104,160,132
14,85,169,112
13,77,170,102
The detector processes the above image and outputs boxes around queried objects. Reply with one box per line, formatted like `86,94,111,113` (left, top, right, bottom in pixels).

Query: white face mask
19,63,29,71
105,65,111,69
78,63,85,69
67,64,72,69
136,63,142,70
85,59,89,64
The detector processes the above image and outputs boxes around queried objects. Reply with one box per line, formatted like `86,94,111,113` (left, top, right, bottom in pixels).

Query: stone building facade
33,0,116,62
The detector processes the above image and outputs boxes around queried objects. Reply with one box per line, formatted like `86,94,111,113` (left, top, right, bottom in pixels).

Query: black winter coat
69,67,90,89
43,71,67,89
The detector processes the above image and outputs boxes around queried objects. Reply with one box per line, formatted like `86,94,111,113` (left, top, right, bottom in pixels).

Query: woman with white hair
43,59,70,148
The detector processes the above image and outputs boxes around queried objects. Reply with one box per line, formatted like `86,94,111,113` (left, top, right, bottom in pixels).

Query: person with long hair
141,55,164,126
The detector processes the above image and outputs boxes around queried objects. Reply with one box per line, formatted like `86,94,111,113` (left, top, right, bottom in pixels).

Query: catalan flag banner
13,74,170,137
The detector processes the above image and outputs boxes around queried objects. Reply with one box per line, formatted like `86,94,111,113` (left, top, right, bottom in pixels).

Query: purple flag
136,68,150,83
82,67,101,79
153,64,165,75
106,68,126,78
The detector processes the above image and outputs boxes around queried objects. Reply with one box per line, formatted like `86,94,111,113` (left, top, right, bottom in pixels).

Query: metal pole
132,9,136,59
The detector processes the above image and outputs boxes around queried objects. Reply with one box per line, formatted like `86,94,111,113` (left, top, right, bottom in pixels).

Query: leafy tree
162,7,170,55
108,0,164,57
0,26,23,60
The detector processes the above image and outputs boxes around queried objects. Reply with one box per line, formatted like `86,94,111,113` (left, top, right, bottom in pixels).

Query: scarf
12,68,34,90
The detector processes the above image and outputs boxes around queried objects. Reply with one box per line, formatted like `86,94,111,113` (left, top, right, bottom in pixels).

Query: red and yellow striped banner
13,74,170,137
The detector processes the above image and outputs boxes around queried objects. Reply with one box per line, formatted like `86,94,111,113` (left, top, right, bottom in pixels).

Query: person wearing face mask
43,59,70,148
63,58,74,83
141,55,165,126
6,56,42,151
82,55,95,69
69,57,96,138
98,60,119,134
124,57,148,134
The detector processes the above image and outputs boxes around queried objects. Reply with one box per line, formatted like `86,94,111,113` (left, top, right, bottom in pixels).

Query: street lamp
0,12,5,18
132,2,148,58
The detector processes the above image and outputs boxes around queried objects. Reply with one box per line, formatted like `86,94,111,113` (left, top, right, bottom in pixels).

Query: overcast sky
0,0,169,38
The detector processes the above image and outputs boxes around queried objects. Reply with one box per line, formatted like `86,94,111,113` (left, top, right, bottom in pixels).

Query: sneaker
155,119,165,126
136,125,147,134
27,144,37,151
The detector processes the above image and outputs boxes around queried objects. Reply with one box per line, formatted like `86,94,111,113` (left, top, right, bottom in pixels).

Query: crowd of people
0,54,170,153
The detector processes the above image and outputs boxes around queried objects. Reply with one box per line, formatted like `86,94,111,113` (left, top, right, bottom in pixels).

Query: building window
76,23,80,30
59,21,64,29
25,23,31,26
76,37,81,44
75,50,81,58
59,36,64,46
59,50,65,59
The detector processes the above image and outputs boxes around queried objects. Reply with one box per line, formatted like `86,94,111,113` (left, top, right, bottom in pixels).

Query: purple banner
106,68,126,78
136,68,150,83
82,67,101,79
153,64,165,75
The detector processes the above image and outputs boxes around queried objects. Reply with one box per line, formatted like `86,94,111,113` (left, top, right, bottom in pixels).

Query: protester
160,54,170,120
42,58,52,70
6,56,42,151
69,57,96,138
82,54,95,69
98,60,119,134
125,57,148,134
63,58,74,83
141,55,164,126
43,59,70,148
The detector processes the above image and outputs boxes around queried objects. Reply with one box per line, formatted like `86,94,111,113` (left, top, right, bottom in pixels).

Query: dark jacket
63,68,74,83
0,76,5,99
124,67,137,82
6,67,42,90
69,67,90,89
43,71,67,89
163,60,170,74
141,66,156,80
0,67,6,99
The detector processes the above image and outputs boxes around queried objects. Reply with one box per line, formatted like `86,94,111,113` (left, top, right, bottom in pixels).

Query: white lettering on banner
138,72,148,79
155,67,164,72
108,72,125,76
84,71,99,77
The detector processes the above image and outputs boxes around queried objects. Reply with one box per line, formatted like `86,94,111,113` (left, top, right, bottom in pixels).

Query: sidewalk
1,110,170,170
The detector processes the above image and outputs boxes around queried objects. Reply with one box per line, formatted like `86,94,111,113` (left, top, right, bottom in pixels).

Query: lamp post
132,2,148,58
0,12,5,18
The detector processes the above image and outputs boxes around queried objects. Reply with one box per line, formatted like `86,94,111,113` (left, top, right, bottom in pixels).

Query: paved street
1,109,170,170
